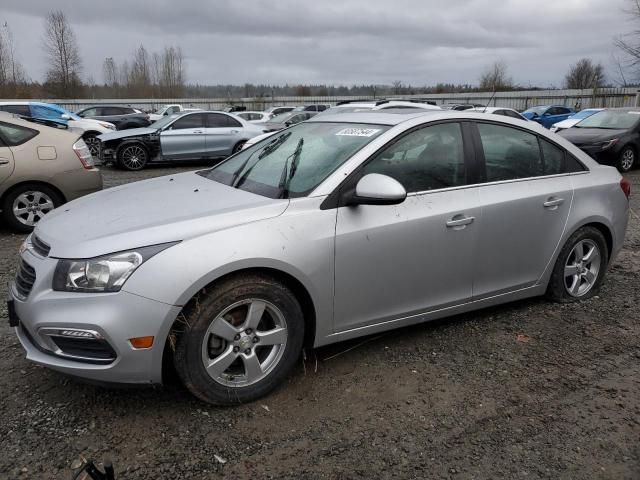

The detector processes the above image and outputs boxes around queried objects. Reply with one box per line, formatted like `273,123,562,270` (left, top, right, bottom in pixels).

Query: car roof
308,111,444,125
0,111,48,130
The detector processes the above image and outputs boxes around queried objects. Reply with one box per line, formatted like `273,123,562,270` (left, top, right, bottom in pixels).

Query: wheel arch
161,266,318,382
0,180,67,207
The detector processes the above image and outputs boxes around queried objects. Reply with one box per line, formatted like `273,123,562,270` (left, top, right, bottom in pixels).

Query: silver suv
9,111,629,405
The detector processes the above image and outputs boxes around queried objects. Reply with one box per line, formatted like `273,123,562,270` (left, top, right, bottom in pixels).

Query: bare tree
42,10,83,97
102,57,118,95
479,61,513,91
159,46,185,97
611,54,629,87
564,58,605,89
130,44,151,96
392,80,403,95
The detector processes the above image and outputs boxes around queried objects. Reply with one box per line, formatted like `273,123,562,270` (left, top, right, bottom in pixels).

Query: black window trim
469,120,588,187
320,119,478,210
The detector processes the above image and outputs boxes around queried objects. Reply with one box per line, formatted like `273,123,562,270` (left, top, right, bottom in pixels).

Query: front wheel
173,274,305,405
547,226,608,302
617,146,635,173
117,144,148,171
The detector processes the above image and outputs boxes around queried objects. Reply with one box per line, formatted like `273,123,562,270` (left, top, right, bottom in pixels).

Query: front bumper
9,248,181,384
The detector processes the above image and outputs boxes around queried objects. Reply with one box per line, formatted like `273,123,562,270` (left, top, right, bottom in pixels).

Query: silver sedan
10,111,629,405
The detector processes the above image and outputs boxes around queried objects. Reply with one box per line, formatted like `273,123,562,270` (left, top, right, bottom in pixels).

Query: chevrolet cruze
9,111,629,405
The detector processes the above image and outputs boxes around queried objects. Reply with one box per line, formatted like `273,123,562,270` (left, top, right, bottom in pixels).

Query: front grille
31,235,50,257
14,260,36,300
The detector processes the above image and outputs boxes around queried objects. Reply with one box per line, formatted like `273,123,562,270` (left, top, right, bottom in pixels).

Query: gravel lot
1,165,639,479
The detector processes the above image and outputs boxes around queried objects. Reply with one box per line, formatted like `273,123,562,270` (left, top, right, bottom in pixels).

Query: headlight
589,138,619,150
53,243,177,293
99,122,116,130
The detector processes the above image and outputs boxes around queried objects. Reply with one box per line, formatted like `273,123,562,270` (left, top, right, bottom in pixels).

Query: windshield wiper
277,138,304,199
230,132,292,188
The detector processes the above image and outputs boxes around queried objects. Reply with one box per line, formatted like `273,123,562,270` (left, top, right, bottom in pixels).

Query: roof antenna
483,88,497,113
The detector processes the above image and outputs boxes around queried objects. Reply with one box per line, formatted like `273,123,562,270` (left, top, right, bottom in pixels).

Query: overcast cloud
0,0,629,87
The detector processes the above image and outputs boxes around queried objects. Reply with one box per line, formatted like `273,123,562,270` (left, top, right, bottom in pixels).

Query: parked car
75,105,151,130
264,106,296,117
372,100,441,111
292,104,331,112
469,106,529,121
521,105,575,128
558,108,640,172
97,111,265,170
236,111,272,123
0,102,116,157
148,104,202,122
9,110,629,405
440,103,484,111
550,108,605,133
223,106,247,113
261,111,316,132
314,103,376,117
0,112,102,232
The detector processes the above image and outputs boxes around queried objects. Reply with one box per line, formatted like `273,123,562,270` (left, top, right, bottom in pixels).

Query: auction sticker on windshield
336,128,381,137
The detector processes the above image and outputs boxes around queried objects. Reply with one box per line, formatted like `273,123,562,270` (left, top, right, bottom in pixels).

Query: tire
117,143,148,171
232,141,246,154
173,274,305,405
547,226,609,302
83,133,100,158
1,184,63,233
617,146,635,173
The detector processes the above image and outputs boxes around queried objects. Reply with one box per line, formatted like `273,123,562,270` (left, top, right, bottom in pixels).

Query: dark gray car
76,105,151,130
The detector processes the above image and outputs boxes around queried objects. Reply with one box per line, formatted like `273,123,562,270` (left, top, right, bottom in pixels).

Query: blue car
521,105,575,129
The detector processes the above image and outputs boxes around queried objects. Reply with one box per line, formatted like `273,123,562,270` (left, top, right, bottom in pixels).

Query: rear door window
103,107,125,116
476,123,544,181
205,113,228,128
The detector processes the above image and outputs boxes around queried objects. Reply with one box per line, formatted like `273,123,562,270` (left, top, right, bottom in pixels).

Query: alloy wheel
84,136,100,157
12,191,55,227
564,239,601,297
621,148,635,172
120,145,147,170
201,299,288,387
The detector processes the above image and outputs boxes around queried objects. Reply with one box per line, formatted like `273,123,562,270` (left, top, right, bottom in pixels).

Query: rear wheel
173,274,304,405
1,184,63,233
547,226,608,302
232,141,246,154
117,144,148,171
617,146,635,173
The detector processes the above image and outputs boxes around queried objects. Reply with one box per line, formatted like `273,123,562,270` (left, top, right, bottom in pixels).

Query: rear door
470,121,575,298
160,113,206,159
203,113,243,157
0,122,31,184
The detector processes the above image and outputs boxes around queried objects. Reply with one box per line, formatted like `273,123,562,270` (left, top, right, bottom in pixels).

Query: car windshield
202,122,389,198
570,109,600,120
575,110,640,130
153,105,170,114
150,115,180,129
524,106,548,115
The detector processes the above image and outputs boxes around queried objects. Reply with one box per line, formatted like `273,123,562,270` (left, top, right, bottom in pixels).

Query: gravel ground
1,165,639,480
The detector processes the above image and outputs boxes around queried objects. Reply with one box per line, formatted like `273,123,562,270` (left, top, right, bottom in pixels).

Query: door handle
446,215,475,229
230,130,239,134
543,197,564,209
193,130,203,134
0,159,9,165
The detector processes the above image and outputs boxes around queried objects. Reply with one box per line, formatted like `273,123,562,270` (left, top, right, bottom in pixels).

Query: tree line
1,5,639,100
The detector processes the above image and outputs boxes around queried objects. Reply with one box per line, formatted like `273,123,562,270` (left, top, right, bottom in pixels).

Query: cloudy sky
1,0,631,87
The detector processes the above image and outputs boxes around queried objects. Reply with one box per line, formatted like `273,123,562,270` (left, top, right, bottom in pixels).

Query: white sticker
336,128,381,137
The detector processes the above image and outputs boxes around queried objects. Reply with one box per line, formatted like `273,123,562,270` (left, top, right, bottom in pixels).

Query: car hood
35,171,289,258
521,112,537,120
558,128,627,145
98,127,158,142
261,123,285,131
552,118,580,129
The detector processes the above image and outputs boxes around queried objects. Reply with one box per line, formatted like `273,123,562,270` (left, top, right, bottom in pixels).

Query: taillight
620,177,631,199
73,139,95,169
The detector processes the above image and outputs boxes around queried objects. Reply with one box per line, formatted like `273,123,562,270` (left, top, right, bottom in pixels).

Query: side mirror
347,174,407,206
61,113,70,120
543,112,551,116
163,111,169,116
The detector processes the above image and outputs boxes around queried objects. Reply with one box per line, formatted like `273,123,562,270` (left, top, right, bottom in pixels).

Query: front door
160,113,206,159
471,121,574,298
333,122,479,332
